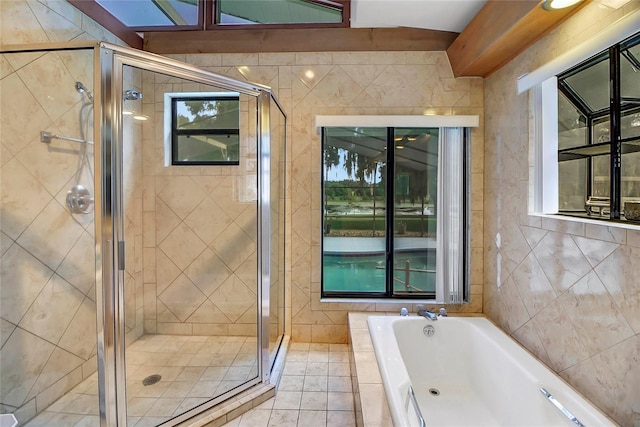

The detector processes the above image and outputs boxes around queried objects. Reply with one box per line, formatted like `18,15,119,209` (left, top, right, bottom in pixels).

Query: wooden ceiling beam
143,27,458,54
447,0,589,78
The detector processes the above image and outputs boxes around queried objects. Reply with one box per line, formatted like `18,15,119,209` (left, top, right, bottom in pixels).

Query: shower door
105,50,266,426
1,41,282,427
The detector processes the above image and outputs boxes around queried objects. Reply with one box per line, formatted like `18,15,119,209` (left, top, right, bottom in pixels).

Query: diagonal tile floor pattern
222,342,356,427
25,335,258,427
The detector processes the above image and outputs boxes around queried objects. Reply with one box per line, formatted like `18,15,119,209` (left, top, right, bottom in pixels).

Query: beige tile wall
140,74,260,337
168,51,485,344
0,1,136,423
483,2,640,425
122,66,145,345
3,0,486,421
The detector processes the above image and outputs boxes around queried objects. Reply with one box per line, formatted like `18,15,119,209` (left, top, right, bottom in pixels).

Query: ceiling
69,0,593,77
350,0,488,33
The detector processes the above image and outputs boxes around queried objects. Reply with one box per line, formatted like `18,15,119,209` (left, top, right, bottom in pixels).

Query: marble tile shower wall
1,50,99,424
164,51,485,343
483,3,640,426
0,1,131,423
141,75,260,337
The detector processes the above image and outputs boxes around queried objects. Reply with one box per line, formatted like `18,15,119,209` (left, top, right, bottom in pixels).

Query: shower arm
40,130,93,145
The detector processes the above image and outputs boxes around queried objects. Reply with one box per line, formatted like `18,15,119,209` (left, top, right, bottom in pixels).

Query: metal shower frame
1,40,286,427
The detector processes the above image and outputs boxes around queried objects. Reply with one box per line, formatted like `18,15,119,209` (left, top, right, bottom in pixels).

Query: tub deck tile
348,313,393,427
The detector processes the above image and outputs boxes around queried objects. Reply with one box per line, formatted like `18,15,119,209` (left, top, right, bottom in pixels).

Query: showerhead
124,89,143,101
75,81,94,103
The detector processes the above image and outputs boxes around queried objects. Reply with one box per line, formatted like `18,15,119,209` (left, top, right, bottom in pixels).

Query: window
74,0,347,30
321,126,469,301
170,95,240,165
556,32,640,221
218,0,342,25
95,0,200,27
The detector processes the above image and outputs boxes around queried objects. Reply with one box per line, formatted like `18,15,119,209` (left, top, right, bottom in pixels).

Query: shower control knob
67,185,94,214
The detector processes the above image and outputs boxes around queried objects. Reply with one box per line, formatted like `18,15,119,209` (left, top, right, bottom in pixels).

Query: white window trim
315,115,479,129
318,119,473,304
163,91,239,167
532,77,559,215
527,10,640,228
517,8,640,94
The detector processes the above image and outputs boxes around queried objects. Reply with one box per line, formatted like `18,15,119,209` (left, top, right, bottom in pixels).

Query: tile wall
4,0,486,422
483,2,640,425
7,0,638,424
0,1,137,423
122,67,145,345
169,50,486,344
139,73,261,337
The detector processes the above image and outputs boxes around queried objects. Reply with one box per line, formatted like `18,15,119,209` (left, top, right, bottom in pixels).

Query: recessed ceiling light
541,0,583,10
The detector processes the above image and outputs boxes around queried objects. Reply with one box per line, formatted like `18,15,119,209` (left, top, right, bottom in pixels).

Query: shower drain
428,388,440,396
142,374,162,386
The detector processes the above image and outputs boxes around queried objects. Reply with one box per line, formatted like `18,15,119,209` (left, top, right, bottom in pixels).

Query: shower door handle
118,241,125,271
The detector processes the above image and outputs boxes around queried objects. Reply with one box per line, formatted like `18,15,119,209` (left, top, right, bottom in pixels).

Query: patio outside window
321,126,468,301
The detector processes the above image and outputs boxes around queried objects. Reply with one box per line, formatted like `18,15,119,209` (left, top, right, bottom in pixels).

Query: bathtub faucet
416,305,437,321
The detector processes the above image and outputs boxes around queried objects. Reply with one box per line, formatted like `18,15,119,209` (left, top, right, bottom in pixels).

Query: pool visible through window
321,126,466,299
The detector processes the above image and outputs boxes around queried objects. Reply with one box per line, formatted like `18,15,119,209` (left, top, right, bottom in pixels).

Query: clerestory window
218,0,343,25
74,0,347,31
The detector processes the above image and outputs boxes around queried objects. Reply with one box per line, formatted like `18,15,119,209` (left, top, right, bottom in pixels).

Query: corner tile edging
348,313,393,427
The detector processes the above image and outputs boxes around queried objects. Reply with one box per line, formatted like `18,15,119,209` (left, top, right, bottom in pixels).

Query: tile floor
24,335,259,427
222,342,356,427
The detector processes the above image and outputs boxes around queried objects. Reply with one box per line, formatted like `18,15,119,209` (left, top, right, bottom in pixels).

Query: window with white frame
316,115,478,303
165,93,240,165
521,11,640,224
556,32,640,220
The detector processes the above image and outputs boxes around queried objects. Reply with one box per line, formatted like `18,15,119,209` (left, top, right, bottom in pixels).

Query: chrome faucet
416,305,437,321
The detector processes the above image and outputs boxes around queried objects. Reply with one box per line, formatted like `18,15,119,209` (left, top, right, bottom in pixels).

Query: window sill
530,212,640,231
320,298,438,305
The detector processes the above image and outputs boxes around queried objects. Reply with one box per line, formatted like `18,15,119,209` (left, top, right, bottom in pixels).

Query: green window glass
172,96,240,165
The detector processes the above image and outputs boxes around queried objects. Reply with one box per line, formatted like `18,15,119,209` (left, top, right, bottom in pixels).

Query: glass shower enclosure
0,41,286,426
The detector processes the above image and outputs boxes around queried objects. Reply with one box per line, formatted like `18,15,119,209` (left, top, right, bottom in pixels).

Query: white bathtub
367,315,615,427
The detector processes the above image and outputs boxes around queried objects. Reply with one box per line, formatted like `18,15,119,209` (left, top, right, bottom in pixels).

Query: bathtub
367,315,615,427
